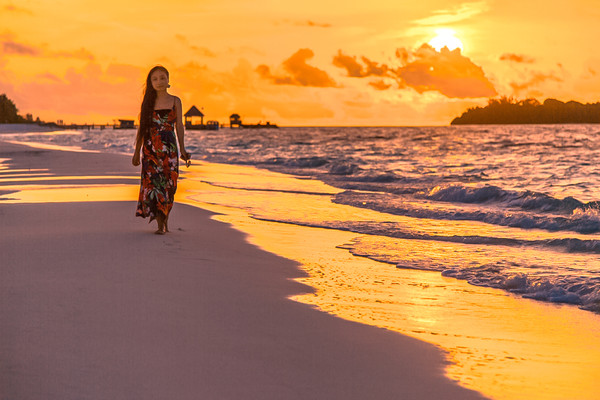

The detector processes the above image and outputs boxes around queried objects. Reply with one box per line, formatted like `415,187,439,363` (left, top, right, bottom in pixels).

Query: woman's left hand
181,150,191,167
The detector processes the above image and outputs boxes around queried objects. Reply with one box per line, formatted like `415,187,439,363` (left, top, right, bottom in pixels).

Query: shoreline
0,141,485,399
177,160,600,400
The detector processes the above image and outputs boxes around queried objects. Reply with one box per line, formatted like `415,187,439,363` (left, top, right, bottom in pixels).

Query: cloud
332,51,366,77
2,40,40,56
280,19,332,28
333,44,496,98
368,80,392,90
413,1,489,25
395,44,496,98
362,57,389,77
173,59,335,122
1,62,144,122
0,32,94,60
572,59,600,102
333,51,389,78
37,73,62,83
295,20,332,28
52,48,95,61
395,48,410,64
333,50,366,78
257,48,337,87
263,99,334,119
0,32,39,55
304,20,332,28
509,71,563,95
175,34,216,57
2,57,335,124
333,51,394,90
500,53,535,63
4,4,33,14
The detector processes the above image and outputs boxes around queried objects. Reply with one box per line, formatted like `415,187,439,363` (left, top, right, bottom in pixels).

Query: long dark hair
139,65,169,140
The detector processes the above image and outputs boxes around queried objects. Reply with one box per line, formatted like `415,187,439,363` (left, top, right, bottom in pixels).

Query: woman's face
150,70,169,91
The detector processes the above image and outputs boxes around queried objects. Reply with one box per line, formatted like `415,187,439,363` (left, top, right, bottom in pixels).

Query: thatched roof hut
185,105,204,118
185,105,204,126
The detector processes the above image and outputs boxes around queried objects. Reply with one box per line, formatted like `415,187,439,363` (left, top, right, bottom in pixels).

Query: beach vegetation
0,93,26,123
451,96,600,124
0,94,45,125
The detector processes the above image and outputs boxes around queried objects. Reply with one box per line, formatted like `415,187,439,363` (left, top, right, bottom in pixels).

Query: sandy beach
0,140,486,399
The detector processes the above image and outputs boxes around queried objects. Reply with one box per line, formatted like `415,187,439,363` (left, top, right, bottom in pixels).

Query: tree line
0,93,42,124
451,97,600,125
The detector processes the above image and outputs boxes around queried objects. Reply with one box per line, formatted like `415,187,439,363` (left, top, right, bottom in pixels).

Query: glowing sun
428,29,464,52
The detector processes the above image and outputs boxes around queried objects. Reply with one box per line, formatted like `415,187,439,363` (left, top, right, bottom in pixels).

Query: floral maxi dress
136,105,179,221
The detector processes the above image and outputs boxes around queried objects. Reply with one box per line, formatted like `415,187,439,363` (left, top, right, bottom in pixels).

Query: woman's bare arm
132,127,143,166
174,96,190,164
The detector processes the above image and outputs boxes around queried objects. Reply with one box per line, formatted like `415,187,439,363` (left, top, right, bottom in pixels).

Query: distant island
451,97,600,125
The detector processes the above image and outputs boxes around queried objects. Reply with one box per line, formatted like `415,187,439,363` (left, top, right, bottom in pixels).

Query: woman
132,65,191,234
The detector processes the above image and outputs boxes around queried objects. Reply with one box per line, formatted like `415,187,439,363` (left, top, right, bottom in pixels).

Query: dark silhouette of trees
451,96,600,124
0,93,25,123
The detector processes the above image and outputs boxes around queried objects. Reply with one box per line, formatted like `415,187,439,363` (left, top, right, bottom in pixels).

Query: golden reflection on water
181,165,600,244
4,139,98,153
177,163,600,400
0,181,139,203
0,183,138,203
0,175,138,183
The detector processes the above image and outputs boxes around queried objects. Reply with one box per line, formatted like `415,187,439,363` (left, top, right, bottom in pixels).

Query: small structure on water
185,105,219,130
114,119,135,129
229,113,242,128
229,113,278,129
185,105,204,126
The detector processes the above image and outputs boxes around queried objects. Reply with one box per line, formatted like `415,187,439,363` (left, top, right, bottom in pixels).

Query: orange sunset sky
1,0,599,126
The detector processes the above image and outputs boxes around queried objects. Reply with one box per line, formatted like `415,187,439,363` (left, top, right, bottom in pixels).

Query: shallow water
177,163,600,400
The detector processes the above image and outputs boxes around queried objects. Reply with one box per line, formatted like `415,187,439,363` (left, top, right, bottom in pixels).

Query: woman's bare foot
155,213,166,234
164,214,170,233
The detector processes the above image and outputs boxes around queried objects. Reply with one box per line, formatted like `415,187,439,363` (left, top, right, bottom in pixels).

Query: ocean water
5,125,600,313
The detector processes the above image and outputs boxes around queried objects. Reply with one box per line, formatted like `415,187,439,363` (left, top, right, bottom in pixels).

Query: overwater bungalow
229,113,242,128
185,105,219,130
113,119,135,129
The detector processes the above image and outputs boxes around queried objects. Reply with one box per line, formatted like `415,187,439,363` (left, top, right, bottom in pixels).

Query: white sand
0,141,486,399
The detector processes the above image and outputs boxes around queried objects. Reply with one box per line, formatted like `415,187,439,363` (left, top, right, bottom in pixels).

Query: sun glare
428,29,464,52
